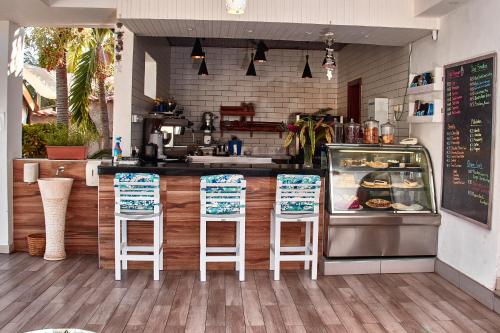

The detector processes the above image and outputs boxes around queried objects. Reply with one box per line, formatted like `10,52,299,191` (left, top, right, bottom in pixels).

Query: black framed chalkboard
442,53,496,228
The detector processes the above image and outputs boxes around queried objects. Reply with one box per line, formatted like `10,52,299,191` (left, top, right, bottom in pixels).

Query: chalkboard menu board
442,54,496,228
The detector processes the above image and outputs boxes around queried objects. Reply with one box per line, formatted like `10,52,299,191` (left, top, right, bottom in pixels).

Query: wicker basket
27,233,45,257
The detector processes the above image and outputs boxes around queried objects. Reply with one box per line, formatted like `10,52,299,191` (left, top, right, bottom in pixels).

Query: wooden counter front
13,159,98,254
98,175,325,270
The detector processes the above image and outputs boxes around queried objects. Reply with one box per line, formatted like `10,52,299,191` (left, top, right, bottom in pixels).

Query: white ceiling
124,19,432,47
0,0,115,27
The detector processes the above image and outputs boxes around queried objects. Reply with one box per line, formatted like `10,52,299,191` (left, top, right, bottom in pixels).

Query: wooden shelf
219,103,285,137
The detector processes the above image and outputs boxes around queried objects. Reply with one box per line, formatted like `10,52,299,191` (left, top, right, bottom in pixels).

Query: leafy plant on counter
42,123,98,146
283,117,334,153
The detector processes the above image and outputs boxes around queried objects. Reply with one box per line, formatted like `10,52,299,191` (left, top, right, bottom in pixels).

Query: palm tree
25,28,81,126
70,28,114,150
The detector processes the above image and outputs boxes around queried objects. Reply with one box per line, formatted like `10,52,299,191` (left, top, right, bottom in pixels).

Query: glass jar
363,118,379,144
333,120,344,143
344,119,360,144
381,122,395,144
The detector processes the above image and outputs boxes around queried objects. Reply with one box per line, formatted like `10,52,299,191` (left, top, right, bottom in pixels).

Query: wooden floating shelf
220,103,286,138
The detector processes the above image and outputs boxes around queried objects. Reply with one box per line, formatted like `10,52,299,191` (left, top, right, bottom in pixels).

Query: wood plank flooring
0,253,500,333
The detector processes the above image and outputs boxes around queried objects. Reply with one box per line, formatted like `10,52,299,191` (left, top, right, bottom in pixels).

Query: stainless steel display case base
325,213,441,258
320,257,436,275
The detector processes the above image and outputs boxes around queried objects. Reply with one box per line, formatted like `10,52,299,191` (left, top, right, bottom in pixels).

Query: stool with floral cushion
270,174,321,280
114,173,163,280
200,174,246,282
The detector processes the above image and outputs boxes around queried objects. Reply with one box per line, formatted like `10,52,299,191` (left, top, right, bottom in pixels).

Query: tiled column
0,21,24,253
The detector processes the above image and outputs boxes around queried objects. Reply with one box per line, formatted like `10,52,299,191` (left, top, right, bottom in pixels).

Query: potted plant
284,117,334,168
43,123,97,160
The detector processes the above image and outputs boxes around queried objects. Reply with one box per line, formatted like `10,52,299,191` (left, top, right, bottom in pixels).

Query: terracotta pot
46,146,88,160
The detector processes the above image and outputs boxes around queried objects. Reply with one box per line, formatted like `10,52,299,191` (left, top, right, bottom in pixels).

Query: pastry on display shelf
365,198,392,209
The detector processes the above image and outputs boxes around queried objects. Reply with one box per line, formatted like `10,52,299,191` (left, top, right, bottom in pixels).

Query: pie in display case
324,144,441,259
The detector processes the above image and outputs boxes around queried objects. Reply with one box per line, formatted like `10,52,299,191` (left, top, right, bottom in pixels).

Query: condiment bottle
363,118,379,144
380,121,395,144
344,119,360,144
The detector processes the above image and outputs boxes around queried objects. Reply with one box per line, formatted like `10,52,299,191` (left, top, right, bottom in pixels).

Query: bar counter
98,162,325,270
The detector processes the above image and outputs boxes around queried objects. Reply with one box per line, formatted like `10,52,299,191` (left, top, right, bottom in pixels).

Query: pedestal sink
37,177,73,260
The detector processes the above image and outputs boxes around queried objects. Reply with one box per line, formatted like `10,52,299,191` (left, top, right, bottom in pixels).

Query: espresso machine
143,109,193,160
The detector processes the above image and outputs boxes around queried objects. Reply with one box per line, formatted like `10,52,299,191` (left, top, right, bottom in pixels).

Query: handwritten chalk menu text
442,54,496,227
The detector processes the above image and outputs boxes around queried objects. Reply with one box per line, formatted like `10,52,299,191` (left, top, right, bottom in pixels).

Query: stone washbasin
37,177,73,260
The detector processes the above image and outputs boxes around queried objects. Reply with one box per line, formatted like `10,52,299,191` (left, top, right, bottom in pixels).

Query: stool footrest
205,255,240,262
206,246,237,253
121,244,163,252
272,245,308,252
119,254,156,261
278,254,314,262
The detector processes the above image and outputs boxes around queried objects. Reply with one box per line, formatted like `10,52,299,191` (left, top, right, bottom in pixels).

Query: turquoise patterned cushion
115,173,160,183
281,202,316,212
115,173,159,212
277,174,320,185
201,174,245,215
201,174,244,183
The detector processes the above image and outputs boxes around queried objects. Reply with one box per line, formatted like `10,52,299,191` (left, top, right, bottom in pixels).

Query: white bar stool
200,174,246,282
270,174,321,281
114,173,163,280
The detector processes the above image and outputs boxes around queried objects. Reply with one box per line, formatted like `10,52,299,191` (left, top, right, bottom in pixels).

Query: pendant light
191,38,205,59
302,54,312,78
254,41,267,63
226,0,247,15
246,53,257,76
198,58,208,76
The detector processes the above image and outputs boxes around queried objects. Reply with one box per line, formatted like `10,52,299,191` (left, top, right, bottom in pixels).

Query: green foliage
42,123,98,146
25,27,83,71
70,28,114,132
283,117,334,151
22,123,53,158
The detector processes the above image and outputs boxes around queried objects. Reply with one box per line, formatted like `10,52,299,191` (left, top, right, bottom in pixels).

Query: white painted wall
410,0,500,290
0,21,24,253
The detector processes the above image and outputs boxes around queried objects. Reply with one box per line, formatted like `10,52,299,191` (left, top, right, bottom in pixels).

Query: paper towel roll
23,162,39,183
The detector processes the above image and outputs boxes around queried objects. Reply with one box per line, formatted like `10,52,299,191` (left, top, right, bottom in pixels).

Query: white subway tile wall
336,44,411,141
169,47,338,151
130,39,411,148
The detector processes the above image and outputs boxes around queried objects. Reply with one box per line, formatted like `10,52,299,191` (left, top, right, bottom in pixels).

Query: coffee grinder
200,112,217,145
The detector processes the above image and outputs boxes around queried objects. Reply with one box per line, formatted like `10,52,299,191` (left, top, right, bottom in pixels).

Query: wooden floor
0,254,500,333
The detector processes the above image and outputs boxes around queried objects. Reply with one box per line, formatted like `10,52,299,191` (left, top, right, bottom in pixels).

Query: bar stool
200,174,246,282
270,174,321,281
114,173,163,280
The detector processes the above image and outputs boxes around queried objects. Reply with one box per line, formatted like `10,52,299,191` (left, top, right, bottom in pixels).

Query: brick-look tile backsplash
169,47,338,152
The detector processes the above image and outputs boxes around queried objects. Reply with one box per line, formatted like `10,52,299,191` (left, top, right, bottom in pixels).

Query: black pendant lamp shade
254,41,267,63
191,38,205,59
198,58,208,75
246,53,257,76
302,55,312,78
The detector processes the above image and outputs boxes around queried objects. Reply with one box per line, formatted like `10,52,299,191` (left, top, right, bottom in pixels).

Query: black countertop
98,162,325,177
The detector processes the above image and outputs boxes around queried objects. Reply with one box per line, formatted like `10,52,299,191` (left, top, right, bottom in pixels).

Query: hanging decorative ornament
323,32,337,80
226,0,247,15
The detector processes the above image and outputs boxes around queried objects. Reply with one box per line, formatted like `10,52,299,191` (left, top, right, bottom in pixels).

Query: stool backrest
276,174,321,214
200,174,246,215
114,173,160,214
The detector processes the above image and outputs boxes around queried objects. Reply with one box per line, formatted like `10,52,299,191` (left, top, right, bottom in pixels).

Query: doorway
347,78,361,123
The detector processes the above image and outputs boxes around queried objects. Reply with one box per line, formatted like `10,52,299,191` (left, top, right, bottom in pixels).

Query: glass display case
327,144,437,214
324,144,441,259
